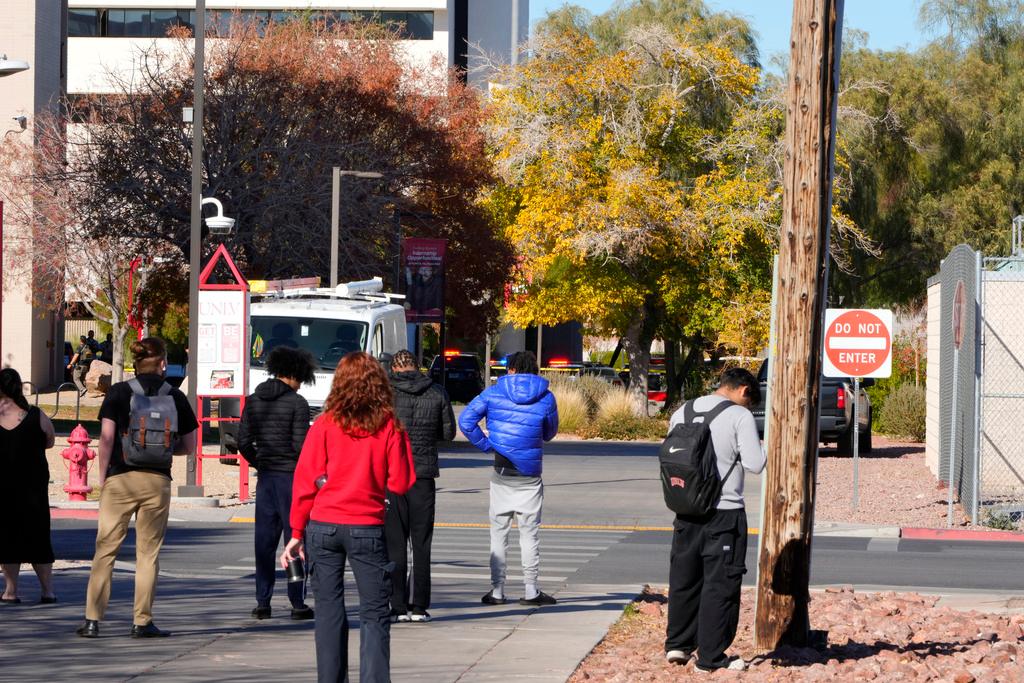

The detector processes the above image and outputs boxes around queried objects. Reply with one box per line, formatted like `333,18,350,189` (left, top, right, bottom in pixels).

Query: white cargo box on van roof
248,277,406,409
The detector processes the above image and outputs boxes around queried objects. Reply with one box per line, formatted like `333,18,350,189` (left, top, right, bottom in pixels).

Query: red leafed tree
44,17,513,340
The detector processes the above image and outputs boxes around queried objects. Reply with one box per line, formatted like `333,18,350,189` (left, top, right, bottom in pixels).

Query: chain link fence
978,254,1024,525
937,245,980,518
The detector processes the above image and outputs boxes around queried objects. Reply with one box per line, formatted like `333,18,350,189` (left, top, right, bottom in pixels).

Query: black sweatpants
254,470,305,609
665,507,747,669
385,477,436,612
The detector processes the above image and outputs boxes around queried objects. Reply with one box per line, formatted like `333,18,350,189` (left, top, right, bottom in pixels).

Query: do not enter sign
823,309,893,379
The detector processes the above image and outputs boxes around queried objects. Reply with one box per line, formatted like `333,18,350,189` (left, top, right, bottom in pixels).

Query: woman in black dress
0,368,57,604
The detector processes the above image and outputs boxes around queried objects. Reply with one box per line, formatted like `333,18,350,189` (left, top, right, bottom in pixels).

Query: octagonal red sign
823,309,893,379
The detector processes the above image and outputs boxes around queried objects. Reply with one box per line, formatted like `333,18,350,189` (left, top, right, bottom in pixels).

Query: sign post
947,280,966,526
197,244,251,502
823,309,893,509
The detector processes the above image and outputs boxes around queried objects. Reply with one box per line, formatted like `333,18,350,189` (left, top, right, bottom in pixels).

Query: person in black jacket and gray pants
386,349,455,623
238,347,317,621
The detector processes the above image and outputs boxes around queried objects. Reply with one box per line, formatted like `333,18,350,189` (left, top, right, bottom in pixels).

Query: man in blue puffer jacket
459,351,559,607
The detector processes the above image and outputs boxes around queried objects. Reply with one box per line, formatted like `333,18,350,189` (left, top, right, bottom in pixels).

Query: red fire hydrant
62,424,97,502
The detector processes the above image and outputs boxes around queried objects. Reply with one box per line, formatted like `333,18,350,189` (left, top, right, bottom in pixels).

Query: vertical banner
402,238,447,323
196,289,247,395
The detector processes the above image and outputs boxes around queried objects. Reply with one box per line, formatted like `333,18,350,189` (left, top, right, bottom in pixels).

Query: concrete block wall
925,279,941,476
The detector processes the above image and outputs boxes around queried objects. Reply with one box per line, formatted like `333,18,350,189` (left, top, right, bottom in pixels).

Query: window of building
68,9,101,36
68,8,434,40
406,12,434,40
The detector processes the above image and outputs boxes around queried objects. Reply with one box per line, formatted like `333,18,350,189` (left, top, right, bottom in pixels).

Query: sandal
1,597,21,604
39,596,58,604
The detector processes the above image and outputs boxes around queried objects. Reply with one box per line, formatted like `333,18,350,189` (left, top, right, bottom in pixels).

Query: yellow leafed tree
485,15,778,413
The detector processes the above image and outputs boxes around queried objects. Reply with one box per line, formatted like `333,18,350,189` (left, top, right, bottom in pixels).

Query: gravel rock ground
570,586,1024,682
46,441,251,504
812,436,975,528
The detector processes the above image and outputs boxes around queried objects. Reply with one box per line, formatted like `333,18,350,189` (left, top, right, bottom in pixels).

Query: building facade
66,1,528,93
0,0,69,387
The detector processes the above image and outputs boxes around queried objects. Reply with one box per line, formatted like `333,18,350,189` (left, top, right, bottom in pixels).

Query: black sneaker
290,606,314,620
251,606,271,620
519,591,557,606
481,590,508,605
390,610,411,623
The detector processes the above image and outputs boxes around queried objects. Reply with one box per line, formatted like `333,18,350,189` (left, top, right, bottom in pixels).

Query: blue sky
529,1,939,63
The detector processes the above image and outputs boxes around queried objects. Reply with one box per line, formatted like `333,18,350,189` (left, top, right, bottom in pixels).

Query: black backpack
121,379,179,469
659,399,740,516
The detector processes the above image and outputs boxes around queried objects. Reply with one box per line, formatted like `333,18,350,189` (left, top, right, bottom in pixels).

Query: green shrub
866,333,926,427
982,510,1020,531
877,383,926,441
550,383,590,434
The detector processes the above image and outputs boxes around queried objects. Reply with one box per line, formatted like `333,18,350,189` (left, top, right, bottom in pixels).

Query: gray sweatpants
489,471,543,590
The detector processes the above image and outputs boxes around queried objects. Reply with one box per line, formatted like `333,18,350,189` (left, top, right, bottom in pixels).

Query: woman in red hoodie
282,352,415,683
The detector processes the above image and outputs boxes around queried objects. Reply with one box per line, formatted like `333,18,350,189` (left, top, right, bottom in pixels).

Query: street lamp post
0,56,29,367
182,1,206,498
0,55,30,77
330,168,383,289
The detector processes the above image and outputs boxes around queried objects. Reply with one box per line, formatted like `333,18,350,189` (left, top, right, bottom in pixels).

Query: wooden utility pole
754,0,845,651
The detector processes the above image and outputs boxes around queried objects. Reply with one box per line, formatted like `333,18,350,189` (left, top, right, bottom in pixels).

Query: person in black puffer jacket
238,346,317,621
386,349,455,623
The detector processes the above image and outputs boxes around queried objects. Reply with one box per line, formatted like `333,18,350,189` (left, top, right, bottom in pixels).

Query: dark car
751,359,872,454
429,352,484,402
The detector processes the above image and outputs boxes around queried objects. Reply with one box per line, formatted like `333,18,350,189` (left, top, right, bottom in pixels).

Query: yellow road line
228,517,759,535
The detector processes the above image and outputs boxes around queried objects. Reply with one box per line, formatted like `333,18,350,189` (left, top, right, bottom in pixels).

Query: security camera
12,115,26,129
205,215,236,235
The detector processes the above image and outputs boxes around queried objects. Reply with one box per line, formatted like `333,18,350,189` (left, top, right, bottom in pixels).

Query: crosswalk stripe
431,543,611,551
429,571,568,581
216,568,574,583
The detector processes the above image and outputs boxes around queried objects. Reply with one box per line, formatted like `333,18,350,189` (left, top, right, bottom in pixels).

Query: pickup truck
750,359,872,454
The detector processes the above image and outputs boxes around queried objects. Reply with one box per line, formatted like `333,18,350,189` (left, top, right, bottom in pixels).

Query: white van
217,278,406,457
247,278,406,414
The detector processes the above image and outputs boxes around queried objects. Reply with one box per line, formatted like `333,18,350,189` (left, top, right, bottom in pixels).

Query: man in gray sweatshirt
664,367,765,673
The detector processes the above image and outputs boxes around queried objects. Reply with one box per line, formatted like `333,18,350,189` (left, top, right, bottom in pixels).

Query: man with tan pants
77,338,198,639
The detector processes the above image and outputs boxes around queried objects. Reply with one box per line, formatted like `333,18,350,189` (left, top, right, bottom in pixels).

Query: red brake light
548,358,570,366
836,386,845,409
444,349,460,358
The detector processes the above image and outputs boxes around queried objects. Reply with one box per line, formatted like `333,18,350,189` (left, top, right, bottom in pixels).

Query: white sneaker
389,611,411,623
695,657,747,672
409,609,431,623
665,650,692,665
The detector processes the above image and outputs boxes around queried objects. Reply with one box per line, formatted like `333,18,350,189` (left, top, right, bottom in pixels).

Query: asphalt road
45,441,1024,596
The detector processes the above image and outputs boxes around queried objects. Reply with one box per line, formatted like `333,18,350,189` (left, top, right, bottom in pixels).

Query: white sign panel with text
197,289,248,396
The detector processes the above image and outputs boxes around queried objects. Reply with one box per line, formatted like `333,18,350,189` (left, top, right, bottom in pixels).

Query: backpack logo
669,476,686,488
668,447,685,454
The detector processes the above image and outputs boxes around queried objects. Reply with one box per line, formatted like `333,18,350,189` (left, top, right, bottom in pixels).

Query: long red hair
323,352,401,435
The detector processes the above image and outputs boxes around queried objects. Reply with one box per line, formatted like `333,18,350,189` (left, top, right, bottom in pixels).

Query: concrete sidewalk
1,565,638,682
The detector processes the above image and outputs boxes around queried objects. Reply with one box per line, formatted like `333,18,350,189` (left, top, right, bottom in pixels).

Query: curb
901,526,1024,543
170,496,221,508
815,524,901,538
51,501,99,510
